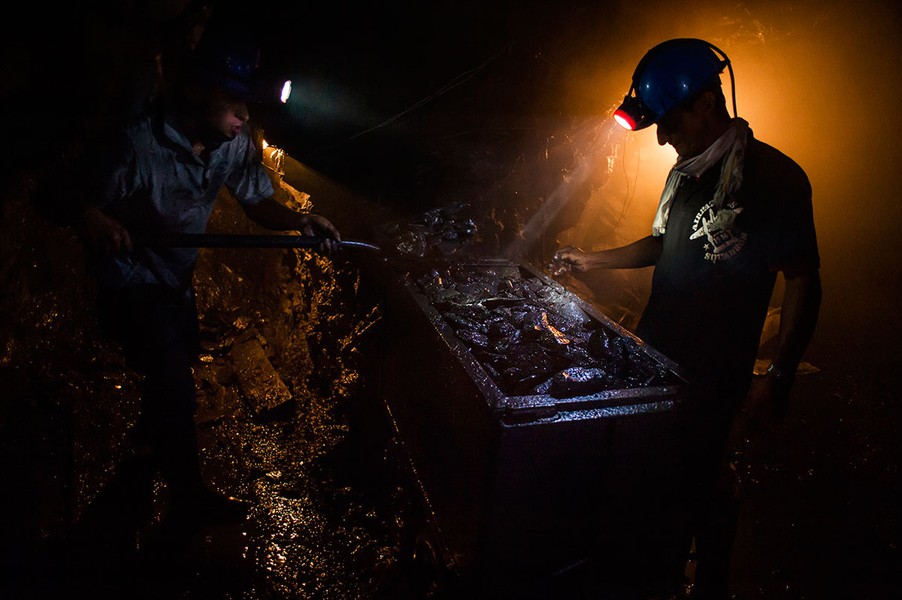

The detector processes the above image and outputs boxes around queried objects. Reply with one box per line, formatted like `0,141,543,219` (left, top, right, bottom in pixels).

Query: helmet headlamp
613,93,652,131
279,80,292,104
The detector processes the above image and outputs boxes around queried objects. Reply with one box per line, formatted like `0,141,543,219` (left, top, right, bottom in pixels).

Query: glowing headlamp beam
280,80,292,104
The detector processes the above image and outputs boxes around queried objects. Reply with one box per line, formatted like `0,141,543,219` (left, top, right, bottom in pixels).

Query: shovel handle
144,233,380,252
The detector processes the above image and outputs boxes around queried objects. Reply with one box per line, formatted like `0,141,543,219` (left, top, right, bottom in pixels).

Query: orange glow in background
546,0,902,326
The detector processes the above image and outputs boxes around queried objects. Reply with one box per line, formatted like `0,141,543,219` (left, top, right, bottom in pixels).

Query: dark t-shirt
636,133,819,397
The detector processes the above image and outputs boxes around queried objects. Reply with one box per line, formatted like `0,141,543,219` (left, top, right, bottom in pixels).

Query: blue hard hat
613,38,729,131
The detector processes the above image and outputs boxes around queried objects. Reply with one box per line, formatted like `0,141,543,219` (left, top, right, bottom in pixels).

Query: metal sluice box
377,259,692,586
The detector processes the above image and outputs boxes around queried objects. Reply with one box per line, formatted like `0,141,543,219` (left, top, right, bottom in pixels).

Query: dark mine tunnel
1,1,900,599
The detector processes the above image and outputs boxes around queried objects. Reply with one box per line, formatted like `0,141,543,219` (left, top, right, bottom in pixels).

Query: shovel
144,233,381,252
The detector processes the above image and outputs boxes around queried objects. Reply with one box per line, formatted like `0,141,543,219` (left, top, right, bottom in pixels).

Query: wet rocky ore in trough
414,264,678,398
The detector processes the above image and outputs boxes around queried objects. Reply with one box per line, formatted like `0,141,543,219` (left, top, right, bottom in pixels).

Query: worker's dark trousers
98,283,204,500
680,396,742,600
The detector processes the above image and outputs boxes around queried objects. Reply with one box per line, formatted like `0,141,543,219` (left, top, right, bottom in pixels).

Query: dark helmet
187,23,293,109
190,24,262,101
613,38,731,131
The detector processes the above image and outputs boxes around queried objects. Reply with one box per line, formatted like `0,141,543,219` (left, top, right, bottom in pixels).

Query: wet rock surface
0,178,420,599
413,263,678,397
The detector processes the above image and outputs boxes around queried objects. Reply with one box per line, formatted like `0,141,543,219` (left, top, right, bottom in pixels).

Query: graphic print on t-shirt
688,198,748,263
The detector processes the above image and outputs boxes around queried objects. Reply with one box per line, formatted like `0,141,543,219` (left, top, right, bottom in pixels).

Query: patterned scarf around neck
651,118,749,236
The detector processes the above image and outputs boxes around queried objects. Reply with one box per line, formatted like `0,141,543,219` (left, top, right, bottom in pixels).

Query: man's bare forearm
556,235,662,271
241,196,308,231
772,268,822,376
591,235,663,268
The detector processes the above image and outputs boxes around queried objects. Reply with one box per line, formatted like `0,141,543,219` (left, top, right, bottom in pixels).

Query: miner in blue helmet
68,15,342,541
555,39,822,598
